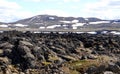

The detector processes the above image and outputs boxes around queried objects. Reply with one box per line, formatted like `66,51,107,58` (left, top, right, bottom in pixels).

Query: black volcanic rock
0,31,119,74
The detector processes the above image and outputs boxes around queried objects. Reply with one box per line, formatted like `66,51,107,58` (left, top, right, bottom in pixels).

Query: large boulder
17,45,31,55
0,57,10,73
24,53,36,68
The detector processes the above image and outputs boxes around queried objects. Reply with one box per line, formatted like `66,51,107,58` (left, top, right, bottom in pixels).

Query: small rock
0,42,14,49
19,41,33,47
91,50,98,55
87,54,98,59
104,71,114,74
80,55,87,60
0,49,3,56
86,66,97,74
0,57,9,65
3,49,12,56
58,55,76,61
24,53,35,60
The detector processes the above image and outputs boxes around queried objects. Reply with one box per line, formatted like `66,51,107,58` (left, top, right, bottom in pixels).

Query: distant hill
0,15,120,30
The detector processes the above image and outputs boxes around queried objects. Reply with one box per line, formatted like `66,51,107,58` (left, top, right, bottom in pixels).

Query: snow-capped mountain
0,15,120,30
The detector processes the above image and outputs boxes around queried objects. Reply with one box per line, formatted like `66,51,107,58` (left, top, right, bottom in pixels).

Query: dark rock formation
0,30,119,74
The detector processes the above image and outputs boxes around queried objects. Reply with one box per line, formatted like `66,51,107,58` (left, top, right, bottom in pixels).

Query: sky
0,0,120,22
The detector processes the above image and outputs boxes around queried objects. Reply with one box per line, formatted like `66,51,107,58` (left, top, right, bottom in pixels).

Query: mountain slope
9,15,110,29
0,15,120,30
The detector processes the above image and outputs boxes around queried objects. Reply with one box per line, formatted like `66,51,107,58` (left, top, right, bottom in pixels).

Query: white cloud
1,0,120,23
24,0,57,2
84,0,120,19
25,0,80,2
0,0,33,22
0,10,33,22
63,0,80,2
0,0,21,9
25,0,41,2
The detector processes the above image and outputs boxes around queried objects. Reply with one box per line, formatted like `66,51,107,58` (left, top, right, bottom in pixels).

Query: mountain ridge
0,15,120,30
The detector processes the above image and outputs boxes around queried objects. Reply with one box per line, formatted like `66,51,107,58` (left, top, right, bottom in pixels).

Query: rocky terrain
0,30,120,74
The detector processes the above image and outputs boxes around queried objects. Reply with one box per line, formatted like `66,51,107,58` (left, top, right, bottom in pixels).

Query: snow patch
113,21,120,24
59,32,65,34
110,31,120,35
63,25,68,27
72,26,77,29
34,32,41,33
0,24,8,27
49,17,55,20
60,21,71,23
89,21,110,24
72,23,84,29
87,32,97,34
14,24,28,27
72,23,84,26
76,32,84,34
85,18,89,21
72,20,79,23
101,31,108,34
39,26,45,29
47,25,61,29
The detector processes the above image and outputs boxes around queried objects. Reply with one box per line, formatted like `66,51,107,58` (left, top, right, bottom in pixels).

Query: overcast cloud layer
0,0,120,22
